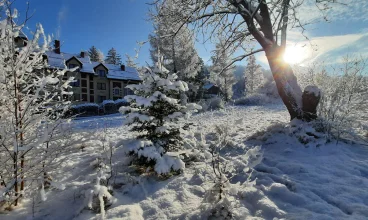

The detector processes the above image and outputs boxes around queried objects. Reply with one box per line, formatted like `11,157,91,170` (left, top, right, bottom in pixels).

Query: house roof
203,83,216,90
65,56,83,67
93,63,109,71
45,51,141,81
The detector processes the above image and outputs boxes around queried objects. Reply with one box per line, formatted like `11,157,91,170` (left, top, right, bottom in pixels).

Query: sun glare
283,45,309,64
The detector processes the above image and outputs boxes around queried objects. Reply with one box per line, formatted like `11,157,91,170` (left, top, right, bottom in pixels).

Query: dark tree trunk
265,44,320,121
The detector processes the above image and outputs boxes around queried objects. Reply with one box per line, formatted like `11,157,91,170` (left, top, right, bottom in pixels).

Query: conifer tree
244,55,263,94
149,0,203,100
105,47,122,65
120,56,201,174
210,40,236,102
88,46,104,62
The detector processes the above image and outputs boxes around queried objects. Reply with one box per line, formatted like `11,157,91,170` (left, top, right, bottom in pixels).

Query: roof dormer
65,56,83,69
93,63,109,77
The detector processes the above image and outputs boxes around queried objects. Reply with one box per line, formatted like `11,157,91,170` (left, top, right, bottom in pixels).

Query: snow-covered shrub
119,57,201,175
198,96,225,112
86,173,115,219
257,77,279,98
77,103,99,116
0,7,74,208
114,98,129,110
87,125,116,219
101,100,117,115
64,103,99,117
295,57,368,141
234,93,277,106
196,123,263,219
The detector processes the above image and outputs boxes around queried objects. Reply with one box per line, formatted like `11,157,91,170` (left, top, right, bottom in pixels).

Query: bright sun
283,45,309,64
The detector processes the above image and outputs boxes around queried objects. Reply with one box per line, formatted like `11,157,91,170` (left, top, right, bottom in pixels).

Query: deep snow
3,104,368,220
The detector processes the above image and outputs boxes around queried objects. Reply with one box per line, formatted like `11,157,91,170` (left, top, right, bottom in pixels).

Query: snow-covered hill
4,104,368,220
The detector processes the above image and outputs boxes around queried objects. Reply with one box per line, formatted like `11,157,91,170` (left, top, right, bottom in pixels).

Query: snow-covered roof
45,51,141,81
203,83,215,90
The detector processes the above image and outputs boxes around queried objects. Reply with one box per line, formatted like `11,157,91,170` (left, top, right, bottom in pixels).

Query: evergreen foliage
210,40,236,102
105,48,122,65
88,46,104,62
120,57,201,174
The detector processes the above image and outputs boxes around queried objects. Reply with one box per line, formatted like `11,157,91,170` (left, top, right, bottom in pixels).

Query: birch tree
0,4,74,208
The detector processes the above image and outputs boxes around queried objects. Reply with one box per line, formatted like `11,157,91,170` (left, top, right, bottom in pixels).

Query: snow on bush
190,121,264,219
234,93,277,106
294,56,368,142
119,57,201,175
198,96,225,112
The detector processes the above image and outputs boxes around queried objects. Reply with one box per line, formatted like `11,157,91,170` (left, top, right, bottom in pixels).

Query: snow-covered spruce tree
210,39,236,102
0,8,74,208
120,57,201,175
104,47,122,65
88,46,104,63
149,0,203,101
245,55,263,95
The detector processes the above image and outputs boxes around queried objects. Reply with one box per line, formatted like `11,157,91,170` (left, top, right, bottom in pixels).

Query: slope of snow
3,104,368,220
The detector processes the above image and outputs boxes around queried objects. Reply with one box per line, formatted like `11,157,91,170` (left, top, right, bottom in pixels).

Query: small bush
234,93,277,106
63,106,78,118
114,99,129,110
101,100,117,115
78,103,99,116
199,96,224,112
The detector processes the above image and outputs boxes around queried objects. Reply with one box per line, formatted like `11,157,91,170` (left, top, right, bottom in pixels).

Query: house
45,40,141,104
203,83,222,98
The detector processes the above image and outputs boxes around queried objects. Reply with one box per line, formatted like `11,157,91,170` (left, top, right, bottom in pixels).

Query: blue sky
12,0,153,64
11,0,368,68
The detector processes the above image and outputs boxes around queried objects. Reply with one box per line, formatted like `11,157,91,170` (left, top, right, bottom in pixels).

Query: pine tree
88,46,104,62
210,40,236,102
105,47,122,65
120,57,201,174
149,1,203,99
244,55,263,94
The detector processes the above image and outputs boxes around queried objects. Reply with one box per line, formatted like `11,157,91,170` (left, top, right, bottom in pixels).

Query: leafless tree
150,0,344,120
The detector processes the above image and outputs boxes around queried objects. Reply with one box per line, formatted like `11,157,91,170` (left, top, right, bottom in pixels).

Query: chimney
54,40,60,54
121,64,125,71
80,51,85,58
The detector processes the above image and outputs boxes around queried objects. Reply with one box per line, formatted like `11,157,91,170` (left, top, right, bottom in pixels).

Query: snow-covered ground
3,104,368,220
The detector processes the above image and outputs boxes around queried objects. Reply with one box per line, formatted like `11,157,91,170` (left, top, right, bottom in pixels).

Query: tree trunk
265,44,320,121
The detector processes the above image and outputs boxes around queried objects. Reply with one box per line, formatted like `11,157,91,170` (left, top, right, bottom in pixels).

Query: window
82,88,87,93
98,96,106,103
124,87,134,96
81,73,87,78
81,94,88,101
97,83,106,90
98,70,106,77
72,93,80,101
113,88,121,96
90,95,95,103
90,90,94,94
68,64,78,69
70,79,80,87
90,75,94,81
89,81,94,89
113,82,121,88
81,80,87,87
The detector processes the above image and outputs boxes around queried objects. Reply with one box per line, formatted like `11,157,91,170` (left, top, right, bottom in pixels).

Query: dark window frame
98,70,106,77
97,83,106,90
